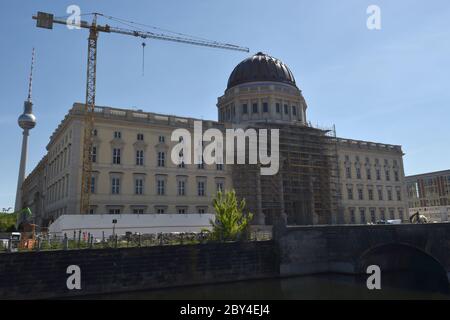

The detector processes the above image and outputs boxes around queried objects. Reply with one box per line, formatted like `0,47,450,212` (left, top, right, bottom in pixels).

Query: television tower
14,48,37,212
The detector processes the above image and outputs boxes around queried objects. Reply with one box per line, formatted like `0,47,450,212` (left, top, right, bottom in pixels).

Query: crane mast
33,11,249,214
80,14,98,214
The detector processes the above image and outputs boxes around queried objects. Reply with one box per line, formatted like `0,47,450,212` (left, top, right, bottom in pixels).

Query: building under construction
21,51,408,227
231,123,341,226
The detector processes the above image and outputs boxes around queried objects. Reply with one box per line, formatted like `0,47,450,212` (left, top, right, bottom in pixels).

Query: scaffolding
231,123,342,226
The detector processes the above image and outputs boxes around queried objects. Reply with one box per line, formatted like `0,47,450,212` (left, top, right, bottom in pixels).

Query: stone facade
336,138,408,224
23,103,231,225
217,81,307,126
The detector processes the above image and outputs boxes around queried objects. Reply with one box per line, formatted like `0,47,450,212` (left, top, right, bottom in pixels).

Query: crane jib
32,10,249,214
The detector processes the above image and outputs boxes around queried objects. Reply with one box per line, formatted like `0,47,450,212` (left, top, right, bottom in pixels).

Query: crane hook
141,41,146,76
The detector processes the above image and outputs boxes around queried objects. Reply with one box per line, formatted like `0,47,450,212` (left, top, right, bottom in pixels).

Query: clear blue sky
1,0,449,208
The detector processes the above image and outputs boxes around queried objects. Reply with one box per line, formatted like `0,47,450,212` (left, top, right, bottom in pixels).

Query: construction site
231,123,342,226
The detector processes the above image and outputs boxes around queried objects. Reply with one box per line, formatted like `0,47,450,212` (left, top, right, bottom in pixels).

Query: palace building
21,52,409,227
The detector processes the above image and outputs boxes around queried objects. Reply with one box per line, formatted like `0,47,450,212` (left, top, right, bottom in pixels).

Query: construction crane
32,11,249,214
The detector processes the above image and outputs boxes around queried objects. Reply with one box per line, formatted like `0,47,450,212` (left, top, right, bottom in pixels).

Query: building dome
227,52,297,90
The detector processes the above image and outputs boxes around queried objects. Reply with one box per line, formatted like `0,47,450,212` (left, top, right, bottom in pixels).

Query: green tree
210,190,253,241
0,212,17,232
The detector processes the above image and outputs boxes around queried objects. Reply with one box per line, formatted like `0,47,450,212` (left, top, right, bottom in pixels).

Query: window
370,208,376,223
216,164,223,170
276,103,281,113
114,131,121,139
366,168,371,180
399,208,404,221
198,181,205,196
91,146,97,163
358,188,363,200
378,189,383,201
284,104,288,114
178,180,185,196
93,129,98,136
396,190,402,201
356,167,361,179
112,178,120,194
136,150,144,166
216,182,224,193
292,105,297,115
347,188,353,200
156,208,165,214
252,103,258,113
385,170,390,181
360,208,366,224
368,189,374,201
178,208,186,214
380,209,386,221
263,102,268,113
91,176,95,194
387,190,393,201
242,104,248,114
157,179,165,195
346,167,351,179
135,179,144,195
158,152,165,167
137,133,144,141
198,208,206,214
109,209,121,215
178,149,185,168
158,135,165,143
133,209,144,214
113,148,121,164
394,170,399,182
389,209,395,220
350,208,356,224
376,169,381,180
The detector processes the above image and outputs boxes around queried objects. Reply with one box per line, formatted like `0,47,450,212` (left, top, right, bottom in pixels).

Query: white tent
48,214,215,238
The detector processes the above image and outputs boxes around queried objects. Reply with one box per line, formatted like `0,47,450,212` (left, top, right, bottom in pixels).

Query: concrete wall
0,241,278,299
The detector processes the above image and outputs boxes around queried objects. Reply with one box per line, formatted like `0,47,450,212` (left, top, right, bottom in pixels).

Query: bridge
277,223,450,283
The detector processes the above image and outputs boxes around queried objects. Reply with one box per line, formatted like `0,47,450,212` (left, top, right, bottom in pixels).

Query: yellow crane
33,11,249,214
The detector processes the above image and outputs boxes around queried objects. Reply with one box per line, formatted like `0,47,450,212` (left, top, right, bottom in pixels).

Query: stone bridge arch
357,242,446,274
357,242,449,292
278,223,450,285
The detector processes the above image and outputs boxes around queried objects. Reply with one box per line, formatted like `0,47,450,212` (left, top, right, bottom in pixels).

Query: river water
92,272,450,300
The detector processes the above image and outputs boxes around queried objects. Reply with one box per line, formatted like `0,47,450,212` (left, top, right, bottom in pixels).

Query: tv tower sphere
18,101,36,130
